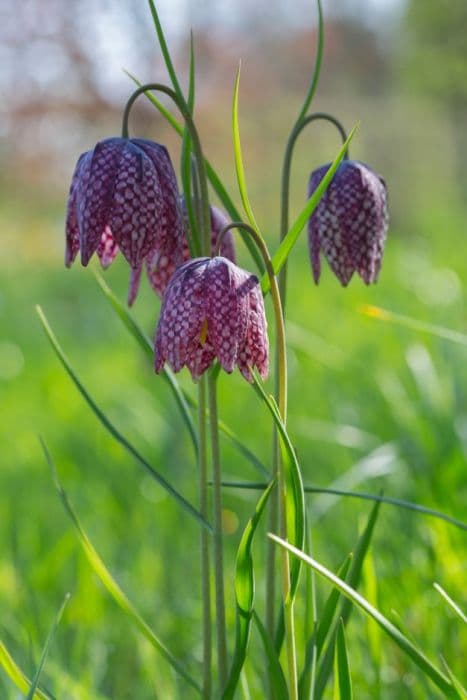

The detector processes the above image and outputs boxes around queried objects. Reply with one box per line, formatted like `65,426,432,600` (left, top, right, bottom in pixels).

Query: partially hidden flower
155,256,268,382
308,160,388,286
146,198,236,297
65,136,184,304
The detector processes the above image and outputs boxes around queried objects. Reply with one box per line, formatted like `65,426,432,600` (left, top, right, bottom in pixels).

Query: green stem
198,377,212,699
216,222,298,699
121,82,211,253
208,370,228,691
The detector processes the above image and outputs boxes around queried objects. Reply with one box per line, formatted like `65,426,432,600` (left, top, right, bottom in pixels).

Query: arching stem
121,82,211,255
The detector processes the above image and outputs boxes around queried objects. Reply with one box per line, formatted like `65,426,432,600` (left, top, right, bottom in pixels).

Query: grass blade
217,481,467,532
147,0,185,104
222,480,275,700
26,594,70,700
360,305,467,347
251,374,305,600
36,305,210,532
232,64,260,232
269,534,458,699
299,554,352,697
0,640,52,700
433,583,467,623
333,618,353,700
440,658,467,699
41,440,202,695
262,125,357,294
252,612,288,700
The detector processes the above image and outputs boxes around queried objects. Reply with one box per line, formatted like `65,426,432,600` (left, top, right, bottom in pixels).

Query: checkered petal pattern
146,199,236,298
308,160,388,286
155,256,268,381
65,136,182,305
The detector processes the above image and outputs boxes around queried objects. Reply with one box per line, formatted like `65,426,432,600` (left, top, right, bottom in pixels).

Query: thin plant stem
216,222,298,699
208,370,228,691
198,377,212,699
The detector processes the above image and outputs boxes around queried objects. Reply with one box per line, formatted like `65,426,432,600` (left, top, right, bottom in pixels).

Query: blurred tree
404,0,467,191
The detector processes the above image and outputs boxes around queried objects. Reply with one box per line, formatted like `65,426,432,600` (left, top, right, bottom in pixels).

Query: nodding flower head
155,256,268,382
308,160,388,286
65,136,184,304
146,199,236,298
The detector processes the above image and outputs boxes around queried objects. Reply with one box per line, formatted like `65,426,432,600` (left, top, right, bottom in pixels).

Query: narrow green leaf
0,640,52,700
26,594,70,700
252,612,288,700
297,0,324,122
36,305,210,532
126,72,265,273
315,500,381,699
251,375,305,600
94,273,269,477
262,125,358,293
333,618,353,700
299,554,352,697
147,0,185,104
232,64,260,232
42,440,202,695
300,527,318,700
363,551,382,677
433,583,467,624
222,480,275,700
269,534,458,699
360,305,467,347
440,657,467,699
217,480,467,532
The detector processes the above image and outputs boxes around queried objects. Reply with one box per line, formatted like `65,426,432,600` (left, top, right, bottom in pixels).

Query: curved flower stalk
308,160,388,285
65,136,184,305
154,256,269,382
146,200,236,297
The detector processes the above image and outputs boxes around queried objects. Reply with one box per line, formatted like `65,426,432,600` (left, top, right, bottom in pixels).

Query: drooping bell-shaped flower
65,136,184,304
155,256,268,382
146,198,236,297
308,160,388,286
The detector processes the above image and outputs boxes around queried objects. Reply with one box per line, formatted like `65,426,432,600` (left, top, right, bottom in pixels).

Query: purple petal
127,264,143,307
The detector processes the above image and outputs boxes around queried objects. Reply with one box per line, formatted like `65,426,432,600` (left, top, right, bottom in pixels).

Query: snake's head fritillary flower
155,256,268,382
145,199,236,298
308,160,388,286
65,136,184,305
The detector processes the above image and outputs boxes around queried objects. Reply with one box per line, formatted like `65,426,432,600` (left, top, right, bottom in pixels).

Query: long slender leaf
314,500,381,699
41,440,202,695
125,73,265,273
333,619,353,700
0,640,52,700
299,554,353,697
36,305,210,532
232,64,260,232
300,527,318,700
251,374,305,600
262,125,358,294
440,658,467,699
269,534,459,699
222,480,275,700
297,0,324,122
433,583,467,623
217,480,467,532
26,594,70,700
94,273,269,477
147,0,185,104
360,305,467,347
252,612,288,700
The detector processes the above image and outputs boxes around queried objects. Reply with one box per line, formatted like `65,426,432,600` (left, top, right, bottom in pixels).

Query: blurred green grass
1,101,466,697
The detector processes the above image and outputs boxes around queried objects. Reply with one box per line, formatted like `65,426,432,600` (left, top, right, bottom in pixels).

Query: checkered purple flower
308,160,388,286
155,256,268,382
65,136,184,304
145,199,236,297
